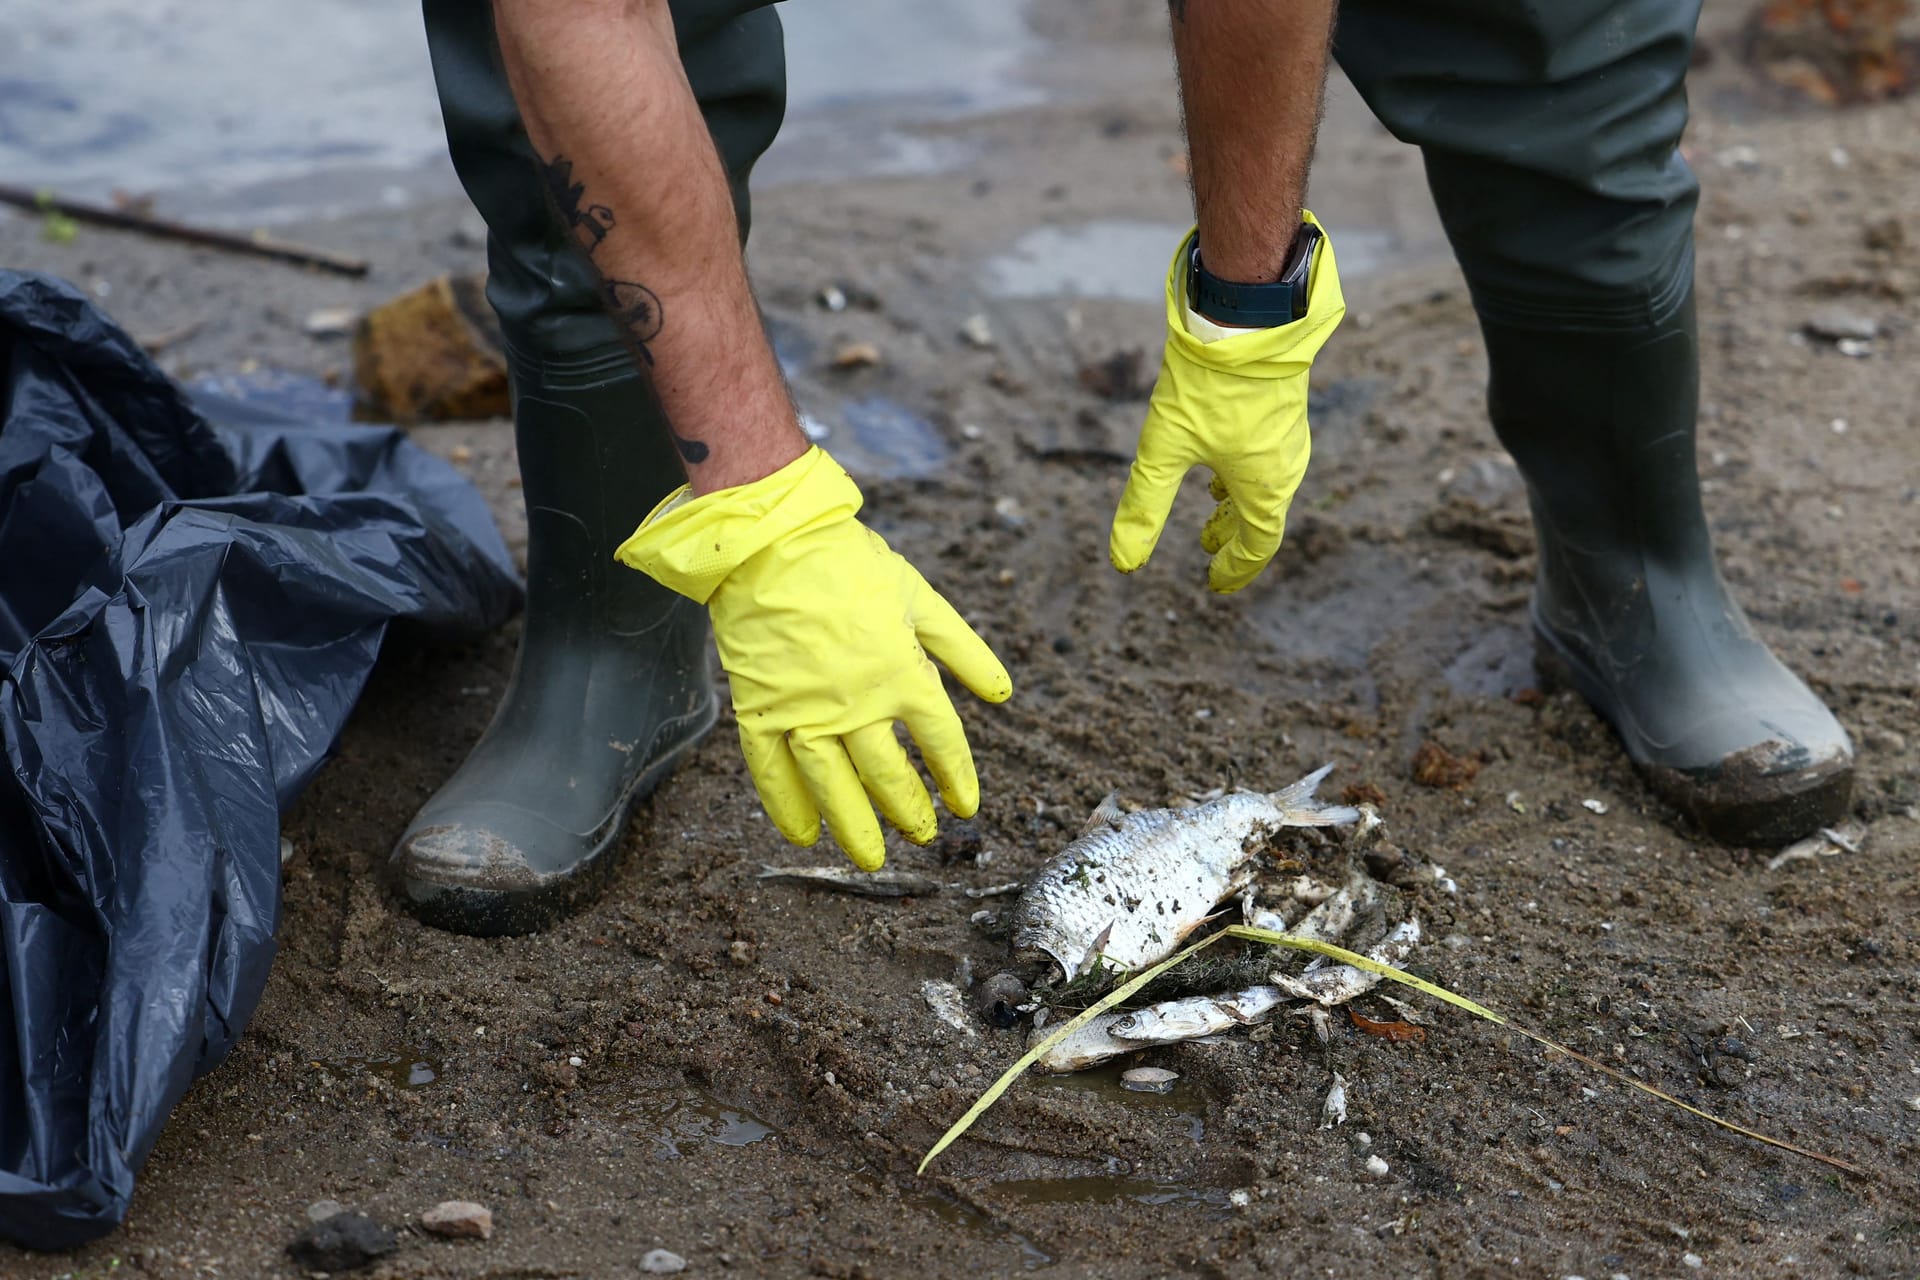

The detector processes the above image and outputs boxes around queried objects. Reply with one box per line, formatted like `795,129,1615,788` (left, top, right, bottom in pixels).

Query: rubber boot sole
1531,620,1852,846
399,692,719,936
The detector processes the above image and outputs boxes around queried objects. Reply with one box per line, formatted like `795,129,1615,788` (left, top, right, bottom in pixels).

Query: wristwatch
1188,221,1322,329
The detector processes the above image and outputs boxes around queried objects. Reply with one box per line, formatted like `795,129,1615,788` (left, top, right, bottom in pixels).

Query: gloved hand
615,446,1012,870
1109,212,1345,593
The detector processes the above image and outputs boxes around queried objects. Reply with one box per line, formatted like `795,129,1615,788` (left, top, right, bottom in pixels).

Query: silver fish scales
1008,764,1359,981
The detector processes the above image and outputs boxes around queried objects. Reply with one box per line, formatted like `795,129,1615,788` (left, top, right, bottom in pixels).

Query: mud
5,1,1920,1276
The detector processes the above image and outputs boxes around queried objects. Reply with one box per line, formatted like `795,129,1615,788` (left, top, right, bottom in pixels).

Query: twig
0,184,369,277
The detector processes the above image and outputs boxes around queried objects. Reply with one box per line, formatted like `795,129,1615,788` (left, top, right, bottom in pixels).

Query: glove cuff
613,445,862,603
1162,209,1346,378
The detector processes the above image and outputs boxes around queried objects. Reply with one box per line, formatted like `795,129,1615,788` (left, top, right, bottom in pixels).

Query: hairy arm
1170,0,1338,283
490,0,804,494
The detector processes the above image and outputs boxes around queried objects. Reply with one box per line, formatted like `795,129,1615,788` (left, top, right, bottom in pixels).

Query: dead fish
1031,984,1289,1072
758,865,943,897
1008,764,1359,981
1269,919,1422,1007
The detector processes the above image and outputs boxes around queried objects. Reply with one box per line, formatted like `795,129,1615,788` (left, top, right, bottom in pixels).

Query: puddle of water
1036,1066,1207,1143
612,1088,778,1161
983,220,1400,305
759,0,1041,185
1,0,457,220
320,1052,444,1090
3,0,1038,219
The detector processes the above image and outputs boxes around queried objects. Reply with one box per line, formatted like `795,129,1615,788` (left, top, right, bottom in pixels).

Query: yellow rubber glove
615,447,1012,870
1109,211,1346,593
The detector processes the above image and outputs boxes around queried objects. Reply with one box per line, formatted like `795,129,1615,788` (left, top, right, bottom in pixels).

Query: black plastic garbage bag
0,272,522,1249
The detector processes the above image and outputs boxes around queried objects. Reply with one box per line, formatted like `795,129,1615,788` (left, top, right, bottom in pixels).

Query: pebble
1364,1154,1391,1178
959,314,996,349
830,341,882,369
641,1248,689,1273
1582,798,1608,815
818,285,848,312
1682,1253,1703,1269
287,1212,397,1273
1804,307,1878,343
420,1200,493,1240
305,1199,345,1223
302,307,357,339
1120,1067,1179,1094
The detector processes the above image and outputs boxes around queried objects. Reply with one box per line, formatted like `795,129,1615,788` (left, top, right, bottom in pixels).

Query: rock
830,341,881,369
305,1199,345,1223
287,1212,398,1273
1804,306,1879,342
640,1248,688,1273
975,972,1028,1029
1120,1067,1179,1094
303,306,358,339
1363,1154,1391,1178
420,1200,493,1240
958,313,996,349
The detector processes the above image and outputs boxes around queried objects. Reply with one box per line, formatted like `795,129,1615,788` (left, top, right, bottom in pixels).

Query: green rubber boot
401,0,784,934
1483,291,1854,845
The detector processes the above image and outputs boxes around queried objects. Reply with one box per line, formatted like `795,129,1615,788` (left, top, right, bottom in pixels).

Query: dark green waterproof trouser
422,0,786,360
1336,0,1702,331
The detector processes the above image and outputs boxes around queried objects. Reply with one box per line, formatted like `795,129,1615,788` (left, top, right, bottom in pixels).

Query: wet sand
3,1,1919,1276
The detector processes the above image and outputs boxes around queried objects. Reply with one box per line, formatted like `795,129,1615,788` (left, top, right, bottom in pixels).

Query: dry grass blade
919,924,1865,1178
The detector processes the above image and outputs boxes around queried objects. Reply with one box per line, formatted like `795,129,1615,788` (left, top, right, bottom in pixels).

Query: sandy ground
5,2,1920,1277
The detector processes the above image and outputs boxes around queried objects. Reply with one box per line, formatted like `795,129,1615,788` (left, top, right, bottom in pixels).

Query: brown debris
352,273,509,422
1341,781,1389,808
1348,1007,1428,1043
1746,0,1916,104
1411,740,1481,790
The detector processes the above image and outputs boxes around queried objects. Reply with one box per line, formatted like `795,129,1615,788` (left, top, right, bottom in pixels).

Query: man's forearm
490,0,804,494
1170,0,1337,284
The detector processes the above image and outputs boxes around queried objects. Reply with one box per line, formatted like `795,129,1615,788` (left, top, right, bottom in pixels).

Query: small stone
1805,307,1878,342
830,341,881,369
305,1199,346,1223
641,1248,688,1273
1582,798,1608,815
1120,1067,1179,1094
568,1055,584,1068
287,1212,397,1273
303,306,357,338
993,495,1028,530
728,940,754,964
1682,1253,1703,1269
420,1200,493,1240
818,285,848,312
959,314,996,349
1836,337,1873,358
1364,1154,1390,1178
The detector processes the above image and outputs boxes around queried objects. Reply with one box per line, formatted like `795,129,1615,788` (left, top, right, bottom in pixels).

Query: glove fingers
1207,492,1291,594
902,695,982,820
1109,437,1191,574
791,733,888,871
914,582,1013,704
739,724,821,848
844,721,938,845
1199,494,1237,556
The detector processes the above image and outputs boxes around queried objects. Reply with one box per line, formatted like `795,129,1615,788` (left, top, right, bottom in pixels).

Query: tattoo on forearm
601,280,664,364
540,155,615,253
536,151,711,466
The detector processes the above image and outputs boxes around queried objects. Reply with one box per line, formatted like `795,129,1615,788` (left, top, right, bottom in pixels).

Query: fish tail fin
1269,762,1361,826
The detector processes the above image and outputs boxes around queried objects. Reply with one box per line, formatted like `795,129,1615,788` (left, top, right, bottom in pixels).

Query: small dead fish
1269,918,1421,1006
1030,984,1289,1072
1009,765,1359,981
921,980,978,1038
758,865,943,897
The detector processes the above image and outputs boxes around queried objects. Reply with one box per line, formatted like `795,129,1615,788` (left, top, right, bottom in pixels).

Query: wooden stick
0,184,369,278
